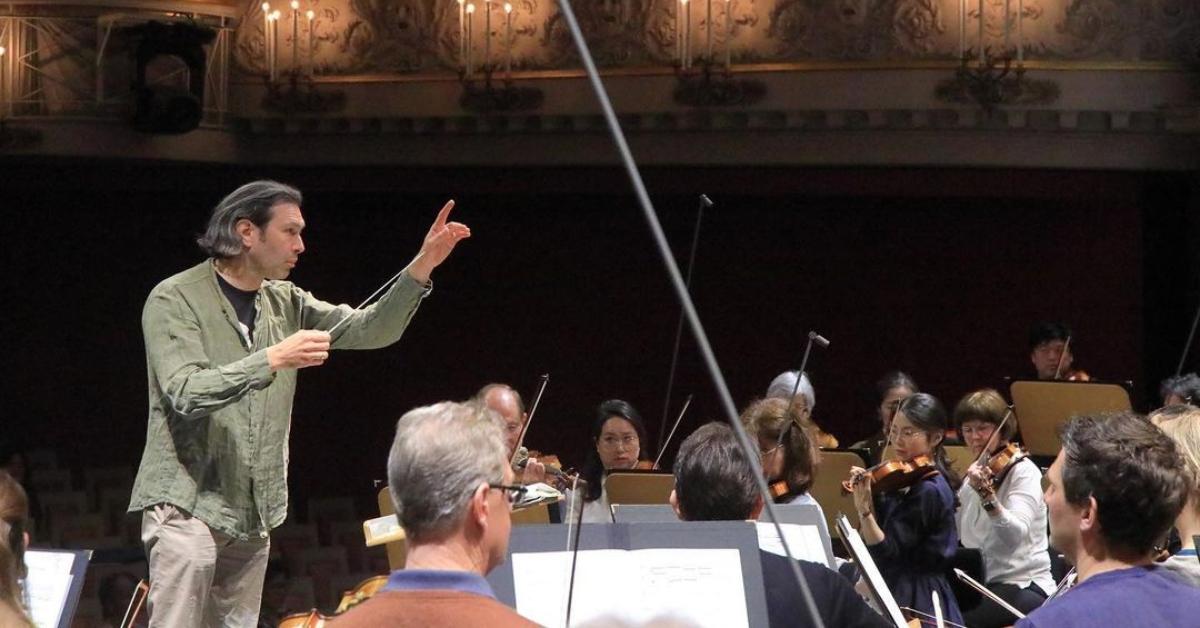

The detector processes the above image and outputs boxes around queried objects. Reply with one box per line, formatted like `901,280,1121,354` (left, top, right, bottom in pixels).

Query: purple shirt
383,569,496,599
1015,565,1200,628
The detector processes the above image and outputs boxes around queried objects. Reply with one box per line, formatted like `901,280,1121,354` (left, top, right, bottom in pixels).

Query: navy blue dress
866,473,964,625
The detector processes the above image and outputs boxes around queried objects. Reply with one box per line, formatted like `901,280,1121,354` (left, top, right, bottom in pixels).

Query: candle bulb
1003,0,1010,56
466,3,475,77
272,11,282,82
978,0,984,65
958,0,966,61
484,0,492,72
457,0,466,72
306,9,315,76
504,3,513,78
686,0,696,69
705,0,712,64
677,0,684,66
262,3,271,79
724,0,731,70
290,1,299,75
1017,0,1024,64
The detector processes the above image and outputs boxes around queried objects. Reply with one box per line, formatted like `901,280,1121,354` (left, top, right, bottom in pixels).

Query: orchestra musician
1159,373,1200,407
851,371,920,466
1015,412,1200,627
328,402,536,627
954,389,1054,626
766,371,839,449
669,422,891,628
0,471,32,628
1154,406,1200,587
845,392,964,624
741,397,824,521
565,399,652,523
1028,321,1090,381
473,383,547,485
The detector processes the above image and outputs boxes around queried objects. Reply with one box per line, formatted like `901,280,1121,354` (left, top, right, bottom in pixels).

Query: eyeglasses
759,443,783,458
887,427,924,442
488,483,528,506
598,435,639,449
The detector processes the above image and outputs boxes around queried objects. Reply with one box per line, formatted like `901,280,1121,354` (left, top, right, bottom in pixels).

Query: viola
841,455,939,494
278,610,328,628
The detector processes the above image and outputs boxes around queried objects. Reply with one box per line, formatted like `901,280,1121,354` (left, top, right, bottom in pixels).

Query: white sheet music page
24,550,76,628
512,548,749,627
755,522,828,565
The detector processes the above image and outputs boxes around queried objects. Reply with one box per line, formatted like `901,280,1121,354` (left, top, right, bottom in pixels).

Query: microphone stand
658,194,712,444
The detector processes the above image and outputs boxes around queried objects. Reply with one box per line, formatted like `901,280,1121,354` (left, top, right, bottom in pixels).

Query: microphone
699,194,714,209
807,331,830,348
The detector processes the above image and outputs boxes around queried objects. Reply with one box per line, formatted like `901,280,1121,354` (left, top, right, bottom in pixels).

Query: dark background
4,160,1198,519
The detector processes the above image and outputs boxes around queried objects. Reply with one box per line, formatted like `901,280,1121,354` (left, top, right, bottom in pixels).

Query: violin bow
652,394,693,470
1053,335,1072,380
973,406,1015,468
1176,297,1200,377
657,195,713,445
510,373,550,466
556,2,824,626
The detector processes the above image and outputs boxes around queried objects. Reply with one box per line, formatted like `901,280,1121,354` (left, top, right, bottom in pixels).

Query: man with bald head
474,384,545,484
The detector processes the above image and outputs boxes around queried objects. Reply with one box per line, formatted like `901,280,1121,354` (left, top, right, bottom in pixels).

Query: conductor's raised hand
407,200,471,284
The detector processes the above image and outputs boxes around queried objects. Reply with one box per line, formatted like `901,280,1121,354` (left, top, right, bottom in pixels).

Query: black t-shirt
760,551,892,628
216,273,258,342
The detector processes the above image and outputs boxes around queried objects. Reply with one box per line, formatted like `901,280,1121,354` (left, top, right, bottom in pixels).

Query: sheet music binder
489,521,769,627
24,548,90,628
603,470,675,507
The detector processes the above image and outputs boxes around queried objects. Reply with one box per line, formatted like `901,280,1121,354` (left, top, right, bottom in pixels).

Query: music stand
1009,379,1132,457
834,515,908,628
24,548,90,628
605,470,675,508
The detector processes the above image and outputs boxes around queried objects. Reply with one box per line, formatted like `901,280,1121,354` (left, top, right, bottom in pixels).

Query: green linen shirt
128,260,429,540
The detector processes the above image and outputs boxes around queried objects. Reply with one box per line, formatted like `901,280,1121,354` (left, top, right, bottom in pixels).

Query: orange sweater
327,590,540,627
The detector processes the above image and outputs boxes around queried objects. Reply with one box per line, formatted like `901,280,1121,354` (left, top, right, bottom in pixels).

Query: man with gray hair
128,180,470,627
329,402,537,627
767,370,838,448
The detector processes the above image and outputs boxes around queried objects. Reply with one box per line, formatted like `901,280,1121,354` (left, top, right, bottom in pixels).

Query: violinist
328,401,537,627
845,392,964,624
741,398,823,519
851,371,920,466
1159,373,1200,407
766,371,839,449
565,400,652,523
474,383,546,485
954,389,1054,627
1028,321,1090,381
1154,407,1200,587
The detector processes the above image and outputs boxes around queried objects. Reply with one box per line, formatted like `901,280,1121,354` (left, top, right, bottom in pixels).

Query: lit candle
484,0,492,72
1017,0,1024,64
290,1,299,75
262,3,271,79
458,0,466,71
272,11,282,82
978,0,984,65
306,9,315,76
724,0,732,70
705,0,712,64
677,0,684,66
504,3,513,78
466,3,475,77
0,44,6,118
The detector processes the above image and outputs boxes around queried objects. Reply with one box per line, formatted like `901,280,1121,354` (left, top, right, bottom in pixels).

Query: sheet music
512,548,749,627
24,550,76,628
755,522,828,566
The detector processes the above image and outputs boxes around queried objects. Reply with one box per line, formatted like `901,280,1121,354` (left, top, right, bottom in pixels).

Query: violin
515,447,582,491
982,442,1026,486
841,455,939,494
769,480,790,500
276,575,388,627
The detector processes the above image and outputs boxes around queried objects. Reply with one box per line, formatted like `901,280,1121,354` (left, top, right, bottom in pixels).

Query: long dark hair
896,393,961,490
580,399,650,502
0,471,31,627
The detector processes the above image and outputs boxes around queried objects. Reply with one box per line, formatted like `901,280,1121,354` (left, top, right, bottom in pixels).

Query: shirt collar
383,569,496,599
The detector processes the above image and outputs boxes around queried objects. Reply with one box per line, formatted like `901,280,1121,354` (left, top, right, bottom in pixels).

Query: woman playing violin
954,389,1054,627
566,400,651,523
846,392,963,625
741,398,823,520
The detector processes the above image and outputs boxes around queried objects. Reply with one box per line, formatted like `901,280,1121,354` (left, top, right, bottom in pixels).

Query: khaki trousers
141,504,270,628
